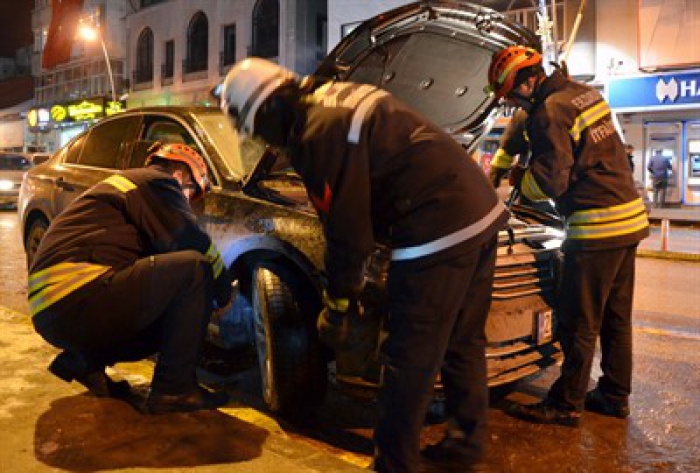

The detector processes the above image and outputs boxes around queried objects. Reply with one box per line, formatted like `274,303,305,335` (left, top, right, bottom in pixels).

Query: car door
52,115,142,214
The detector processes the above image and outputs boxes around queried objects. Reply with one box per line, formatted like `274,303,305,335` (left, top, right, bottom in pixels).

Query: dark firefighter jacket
290,82,509,299
490,108,530,171
520,70,649,251
28,167,230,317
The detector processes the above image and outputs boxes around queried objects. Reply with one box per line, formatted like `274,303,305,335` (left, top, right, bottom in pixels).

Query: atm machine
684,121,700,205
644,122,682,205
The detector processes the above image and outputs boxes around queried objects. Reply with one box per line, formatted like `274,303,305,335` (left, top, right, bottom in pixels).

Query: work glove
488,166,509,189
316,291,364,352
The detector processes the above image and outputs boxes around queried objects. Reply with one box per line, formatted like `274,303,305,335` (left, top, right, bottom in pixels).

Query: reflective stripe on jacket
28,262,109,316
566,198,648,240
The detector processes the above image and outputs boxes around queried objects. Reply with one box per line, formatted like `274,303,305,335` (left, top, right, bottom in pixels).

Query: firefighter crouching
221,58,509,473
29,144,232,414
487,46,649,426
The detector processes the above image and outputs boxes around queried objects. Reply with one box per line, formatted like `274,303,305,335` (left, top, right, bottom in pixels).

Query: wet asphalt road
1,208,698,472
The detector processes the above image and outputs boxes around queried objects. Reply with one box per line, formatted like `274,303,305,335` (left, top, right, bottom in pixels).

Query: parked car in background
18,1,563,418
0,153,32,209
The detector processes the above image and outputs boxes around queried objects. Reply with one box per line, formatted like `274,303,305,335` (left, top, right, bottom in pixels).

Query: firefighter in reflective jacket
29,144,232,414
487,46,649,426
221,58,509,473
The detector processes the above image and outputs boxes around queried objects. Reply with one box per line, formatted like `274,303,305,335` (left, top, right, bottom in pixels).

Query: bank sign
607,70,700,112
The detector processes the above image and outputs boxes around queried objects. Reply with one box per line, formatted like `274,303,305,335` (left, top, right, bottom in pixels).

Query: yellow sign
68,100,104,121
51,105,68,122
105,100,125,116
27,109,38,127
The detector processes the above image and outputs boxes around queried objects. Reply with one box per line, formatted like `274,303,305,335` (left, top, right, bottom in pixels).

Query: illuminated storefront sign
27,108,51,128
67,99,105,120
105,100,125,116
607,70,700,112
27,98,126,129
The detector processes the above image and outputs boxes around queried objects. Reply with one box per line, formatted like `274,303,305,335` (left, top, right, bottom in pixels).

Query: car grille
493,245,558,300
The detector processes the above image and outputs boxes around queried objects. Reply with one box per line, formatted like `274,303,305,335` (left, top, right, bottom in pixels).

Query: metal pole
99,37,116,104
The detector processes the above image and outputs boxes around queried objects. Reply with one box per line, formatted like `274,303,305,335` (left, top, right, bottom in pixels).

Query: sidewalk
0,305,368,473
638,207,700,261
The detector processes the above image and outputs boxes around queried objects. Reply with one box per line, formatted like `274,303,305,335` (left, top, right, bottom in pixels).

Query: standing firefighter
221,58,508,473
487,46,649,426
29,144,232,414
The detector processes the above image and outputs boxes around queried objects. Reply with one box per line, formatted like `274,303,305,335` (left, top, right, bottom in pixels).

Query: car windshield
193,112,265,177
0,156,31,171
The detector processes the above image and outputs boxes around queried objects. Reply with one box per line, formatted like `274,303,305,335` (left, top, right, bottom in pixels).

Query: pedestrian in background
625,144,635,173
29,144,232,414
487,46,649,427
647,149,673,208
221,58,509,473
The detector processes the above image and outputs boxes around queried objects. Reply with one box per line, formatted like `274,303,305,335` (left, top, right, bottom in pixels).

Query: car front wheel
25,217,49,268
252,262,327,418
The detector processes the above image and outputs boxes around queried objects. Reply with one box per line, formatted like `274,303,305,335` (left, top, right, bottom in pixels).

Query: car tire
25,217,49,268
252,262,327,418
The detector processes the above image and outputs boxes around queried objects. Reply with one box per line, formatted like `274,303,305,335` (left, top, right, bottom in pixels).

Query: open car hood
315,1,539,148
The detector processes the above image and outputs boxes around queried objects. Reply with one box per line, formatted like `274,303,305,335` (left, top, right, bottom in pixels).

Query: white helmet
221,58,298,138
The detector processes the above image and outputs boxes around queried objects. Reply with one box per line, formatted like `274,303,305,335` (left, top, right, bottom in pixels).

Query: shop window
252,0,279,58
78,117,141,169
186,12,208,73
136,28,154,83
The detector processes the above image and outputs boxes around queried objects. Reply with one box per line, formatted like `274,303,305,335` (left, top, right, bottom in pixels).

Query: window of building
136,27,154,83
163,40,174,78
186,12,209,73
252,0,279,58
222,24,236,66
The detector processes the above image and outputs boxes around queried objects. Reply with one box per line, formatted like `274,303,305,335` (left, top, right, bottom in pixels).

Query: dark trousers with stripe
373,237,497,473
548,244,637,410
33,250,214,394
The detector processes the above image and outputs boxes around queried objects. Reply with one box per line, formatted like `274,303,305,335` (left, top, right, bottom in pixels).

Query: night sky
0,0,33,57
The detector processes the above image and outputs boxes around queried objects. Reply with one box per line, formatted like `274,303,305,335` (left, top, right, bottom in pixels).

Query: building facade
28,0,131,152
125,0,327,108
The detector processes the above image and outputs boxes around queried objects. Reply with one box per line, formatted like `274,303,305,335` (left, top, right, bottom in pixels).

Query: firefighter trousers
373,236,497,473
33,250,215,394
548,244,637,410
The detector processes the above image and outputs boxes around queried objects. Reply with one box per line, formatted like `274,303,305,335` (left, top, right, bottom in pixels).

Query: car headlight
0,179,14,191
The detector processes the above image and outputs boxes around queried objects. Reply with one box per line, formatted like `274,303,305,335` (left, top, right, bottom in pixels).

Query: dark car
0,153,32,208
18,1,563,417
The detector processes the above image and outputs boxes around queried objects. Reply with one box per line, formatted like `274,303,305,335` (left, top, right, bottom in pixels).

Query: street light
78,23,116,104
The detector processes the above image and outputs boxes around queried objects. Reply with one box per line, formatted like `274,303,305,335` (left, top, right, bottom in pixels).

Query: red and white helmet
146,143,210,200
487,46,542,98
220,58,298,138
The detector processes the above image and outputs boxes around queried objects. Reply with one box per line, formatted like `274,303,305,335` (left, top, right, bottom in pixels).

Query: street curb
637,249,700,262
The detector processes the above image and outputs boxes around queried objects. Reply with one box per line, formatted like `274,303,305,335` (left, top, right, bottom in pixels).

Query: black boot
145,385,230,415
585,388,630,418
48,351,131,399
508,399,581,427
420,427,488,472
